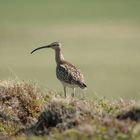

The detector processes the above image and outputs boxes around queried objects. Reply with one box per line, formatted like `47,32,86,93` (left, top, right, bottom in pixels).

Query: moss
0,121,20,136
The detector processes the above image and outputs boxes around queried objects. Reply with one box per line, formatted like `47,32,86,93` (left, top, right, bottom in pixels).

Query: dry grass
0,80,140,140
0,80,44,136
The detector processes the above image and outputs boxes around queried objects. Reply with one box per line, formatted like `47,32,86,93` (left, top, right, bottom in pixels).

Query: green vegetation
0,1,140,99
0,1,140,139
0,80,140,140
0,80,44,136
0,0,140,25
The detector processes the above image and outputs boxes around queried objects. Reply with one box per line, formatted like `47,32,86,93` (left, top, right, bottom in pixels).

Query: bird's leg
82,90,86,99
72,88,75,97
64,86,66,98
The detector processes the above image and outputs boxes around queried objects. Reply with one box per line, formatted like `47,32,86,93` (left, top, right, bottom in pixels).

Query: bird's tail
82,83,87,88
76,81,87,89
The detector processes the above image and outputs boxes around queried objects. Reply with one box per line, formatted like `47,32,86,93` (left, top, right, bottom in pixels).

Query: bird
31,42,87,98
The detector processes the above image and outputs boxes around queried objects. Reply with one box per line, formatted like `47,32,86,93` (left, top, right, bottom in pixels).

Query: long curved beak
31,45,51,54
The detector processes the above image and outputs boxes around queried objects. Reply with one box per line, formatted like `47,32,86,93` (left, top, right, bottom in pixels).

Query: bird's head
50,42,61,50
31,42,61,54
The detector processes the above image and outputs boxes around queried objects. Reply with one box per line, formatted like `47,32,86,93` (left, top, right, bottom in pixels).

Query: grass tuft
0,80,45,136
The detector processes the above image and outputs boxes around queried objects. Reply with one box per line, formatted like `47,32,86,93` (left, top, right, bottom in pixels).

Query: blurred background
0,0,140,99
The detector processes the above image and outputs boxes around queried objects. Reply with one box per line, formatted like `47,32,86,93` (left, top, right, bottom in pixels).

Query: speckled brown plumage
31,42,87,98
56,61,86,89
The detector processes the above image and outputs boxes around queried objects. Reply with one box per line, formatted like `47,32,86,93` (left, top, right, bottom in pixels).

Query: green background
0,0,140,99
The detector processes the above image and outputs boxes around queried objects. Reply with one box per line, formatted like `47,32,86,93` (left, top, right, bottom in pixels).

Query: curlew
31,42,87,98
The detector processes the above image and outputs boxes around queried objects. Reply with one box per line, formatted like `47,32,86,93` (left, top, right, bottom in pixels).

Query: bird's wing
56,62,86,88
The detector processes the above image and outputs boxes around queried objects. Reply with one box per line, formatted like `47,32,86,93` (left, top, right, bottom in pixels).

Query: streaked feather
56,61,86,89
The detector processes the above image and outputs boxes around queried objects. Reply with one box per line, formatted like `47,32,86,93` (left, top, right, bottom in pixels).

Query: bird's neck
55,48,64,64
